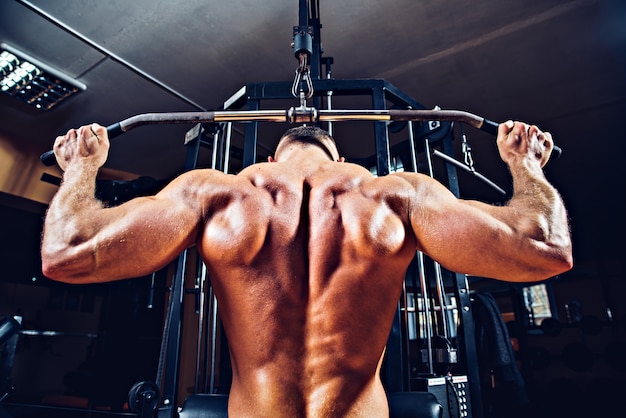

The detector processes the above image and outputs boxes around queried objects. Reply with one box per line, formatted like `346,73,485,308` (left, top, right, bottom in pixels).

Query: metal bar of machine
39,107,512,166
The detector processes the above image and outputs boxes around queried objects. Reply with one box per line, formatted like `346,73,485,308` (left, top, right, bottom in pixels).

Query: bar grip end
480,118,499,136
40,150,56,166
107,122,123,139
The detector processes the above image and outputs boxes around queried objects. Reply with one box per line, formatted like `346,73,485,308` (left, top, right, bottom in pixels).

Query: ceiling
0,0,625,269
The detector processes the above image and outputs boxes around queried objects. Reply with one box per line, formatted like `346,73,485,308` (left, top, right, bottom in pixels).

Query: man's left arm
41,124,204,284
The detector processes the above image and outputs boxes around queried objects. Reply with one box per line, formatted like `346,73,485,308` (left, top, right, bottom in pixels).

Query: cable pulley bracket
292,26,313,58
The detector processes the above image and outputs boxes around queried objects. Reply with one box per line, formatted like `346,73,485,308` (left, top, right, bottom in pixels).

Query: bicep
56,173,208,283
90,193,202,281
405,176,546,282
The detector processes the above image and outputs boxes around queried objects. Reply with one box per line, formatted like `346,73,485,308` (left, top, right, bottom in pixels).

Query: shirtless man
41,120,572,417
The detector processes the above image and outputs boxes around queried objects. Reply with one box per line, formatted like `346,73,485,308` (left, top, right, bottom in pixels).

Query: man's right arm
397,121,572,282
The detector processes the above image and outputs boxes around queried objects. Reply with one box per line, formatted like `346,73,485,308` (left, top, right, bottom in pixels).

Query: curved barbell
39,106,561,166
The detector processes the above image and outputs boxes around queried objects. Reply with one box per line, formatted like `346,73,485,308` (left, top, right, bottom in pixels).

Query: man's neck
277,147,334,164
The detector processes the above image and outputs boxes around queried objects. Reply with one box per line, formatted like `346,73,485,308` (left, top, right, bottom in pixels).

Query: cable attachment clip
460,126,475,172
292,52,314,101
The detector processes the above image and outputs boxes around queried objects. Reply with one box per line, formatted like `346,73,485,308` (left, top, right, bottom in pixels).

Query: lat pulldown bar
40,107,561,166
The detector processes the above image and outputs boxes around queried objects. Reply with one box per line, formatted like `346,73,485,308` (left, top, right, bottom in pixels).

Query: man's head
273,125,341,162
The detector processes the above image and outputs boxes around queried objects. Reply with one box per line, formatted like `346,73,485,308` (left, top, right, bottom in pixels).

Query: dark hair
282,125,331,140
278,125,338,161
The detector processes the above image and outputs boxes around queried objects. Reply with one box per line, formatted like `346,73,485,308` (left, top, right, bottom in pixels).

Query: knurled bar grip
40,108,559,166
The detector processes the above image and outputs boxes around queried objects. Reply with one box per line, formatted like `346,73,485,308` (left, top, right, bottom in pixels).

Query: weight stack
412,375,472,418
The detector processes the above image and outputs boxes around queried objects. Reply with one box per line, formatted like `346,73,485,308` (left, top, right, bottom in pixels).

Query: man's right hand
497,120,554,169
53,123,110,172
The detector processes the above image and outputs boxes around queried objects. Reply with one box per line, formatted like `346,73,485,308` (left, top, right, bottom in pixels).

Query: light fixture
0,43,86,111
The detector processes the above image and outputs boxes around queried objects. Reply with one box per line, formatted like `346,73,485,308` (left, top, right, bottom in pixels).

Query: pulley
127,380,160,417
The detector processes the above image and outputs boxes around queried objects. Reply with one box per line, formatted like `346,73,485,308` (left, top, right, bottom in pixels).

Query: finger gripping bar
39,122,124,166
473,118,561,159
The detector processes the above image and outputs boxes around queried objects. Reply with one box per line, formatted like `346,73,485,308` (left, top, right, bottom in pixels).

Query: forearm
508,160,570,246
41,163,105,281
489,121,572,279
497,159,572,279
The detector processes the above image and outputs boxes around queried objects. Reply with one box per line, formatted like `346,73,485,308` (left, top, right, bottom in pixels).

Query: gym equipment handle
39,108,562,166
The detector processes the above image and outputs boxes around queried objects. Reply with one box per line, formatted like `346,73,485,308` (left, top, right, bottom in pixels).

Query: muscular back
197,159,418,417
41,121,571,417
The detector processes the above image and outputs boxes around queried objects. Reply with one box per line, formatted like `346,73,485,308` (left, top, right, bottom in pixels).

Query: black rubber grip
40,150,56,166
480,118,499,136
107,122,123,139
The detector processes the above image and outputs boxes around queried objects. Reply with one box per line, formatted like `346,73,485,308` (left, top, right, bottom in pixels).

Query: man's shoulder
354,171,440,204
386,171,434,188
167,168,252,197
362,170,424,188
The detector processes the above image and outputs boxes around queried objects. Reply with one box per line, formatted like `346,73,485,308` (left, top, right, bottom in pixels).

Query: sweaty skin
41,122,572,417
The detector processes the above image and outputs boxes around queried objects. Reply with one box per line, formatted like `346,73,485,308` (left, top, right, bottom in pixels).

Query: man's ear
339,157,345,163
268,156,276,162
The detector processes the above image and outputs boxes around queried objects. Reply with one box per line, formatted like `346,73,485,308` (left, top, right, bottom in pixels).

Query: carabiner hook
291,53,314,100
